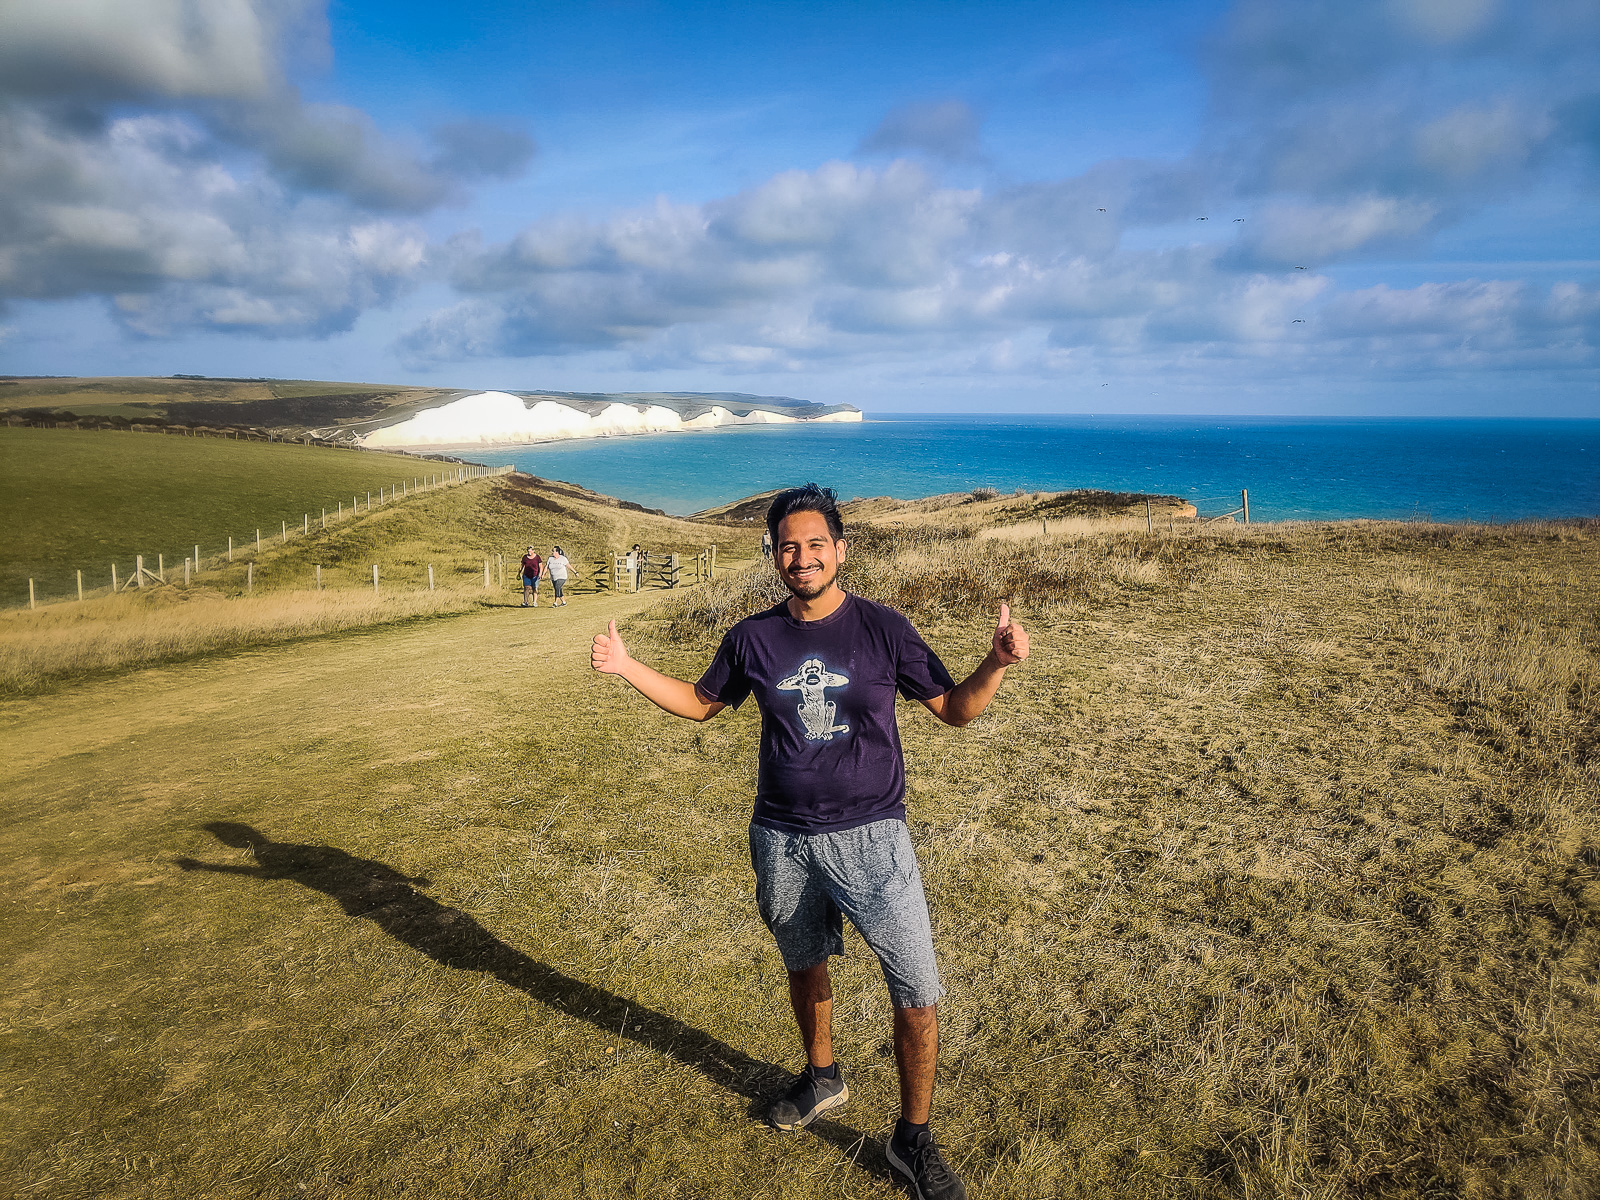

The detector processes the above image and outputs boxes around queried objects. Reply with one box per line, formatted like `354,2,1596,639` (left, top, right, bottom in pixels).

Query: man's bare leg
788,962,834,1068
893,1004,938,1123
768,961,848,1131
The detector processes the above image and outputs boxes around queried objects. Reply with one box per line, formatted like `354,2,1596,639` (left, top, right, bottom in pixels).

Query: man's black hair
767,483,845,545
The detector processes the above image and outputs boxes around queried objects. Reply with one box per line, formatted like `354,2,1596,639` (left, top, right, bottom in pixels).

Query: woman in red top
519,547,543,607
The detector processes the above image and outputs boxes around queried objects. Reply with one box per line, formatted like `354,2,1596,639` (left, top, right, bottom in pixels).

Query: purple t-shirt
695,593,955,834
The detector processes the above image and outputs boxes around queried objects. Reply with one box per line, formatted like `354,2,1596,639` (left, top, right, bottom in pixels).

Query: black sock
807,1061,839,1081
894,1117,930,1144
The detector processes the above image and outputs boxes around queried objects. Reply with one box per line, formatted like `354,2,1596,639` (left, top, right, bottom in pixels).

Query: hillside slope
1,516,1594,1198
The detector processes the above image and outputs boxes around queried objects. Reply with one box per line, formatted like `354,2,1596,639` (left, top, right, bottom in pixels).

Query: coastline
354,390,863,450
460,414,1600,523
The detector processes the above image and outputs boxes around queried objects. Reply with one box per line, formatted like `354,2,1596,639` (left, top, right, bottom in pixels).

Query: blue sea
468,415,1599,522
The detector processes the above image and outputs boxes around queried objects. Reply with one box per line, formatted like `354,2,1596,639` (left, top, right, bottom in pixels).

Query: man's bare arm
920,602,1029,728
591,619,727,722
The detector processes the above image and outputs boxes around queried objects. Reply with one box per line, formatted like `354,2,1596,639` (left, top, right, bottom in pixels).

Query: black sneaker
766,1065,849,1131
885,1127,967,1200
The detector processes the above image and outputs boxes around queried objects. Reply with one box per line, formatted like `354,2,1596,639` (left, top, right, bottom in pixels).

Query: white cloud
0,0,314,101
0,0,528,336
1237,196,1441,266
0,103,428,337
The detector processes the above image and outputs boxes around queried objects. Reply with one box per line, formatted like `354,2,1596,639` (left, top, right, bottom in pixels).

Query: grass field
0,428,487,604
0,454,759,695
0,375,450,418
2,511,1595,1199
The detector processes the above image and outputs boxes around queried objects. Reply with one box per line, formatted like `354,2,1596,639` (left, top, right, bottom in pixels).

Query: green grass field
0,428,490,604
2,512,1595,1199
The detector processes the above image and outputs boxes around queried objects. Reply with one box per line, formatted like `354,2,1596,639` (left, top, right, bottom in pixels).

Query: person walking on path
630,543,646,591
589,483,1028,1200
520,546,544,607
547,545,571,607
761,528,773,559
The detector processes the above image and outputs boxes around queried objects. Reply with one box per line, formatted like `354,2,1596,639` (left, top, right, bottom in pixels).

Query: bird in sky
1295,265,1307,270
1098,207,1106,212
1196,216,1207,221
1101,382,1110,386
1292,319,1305,324
1234,217,1245,222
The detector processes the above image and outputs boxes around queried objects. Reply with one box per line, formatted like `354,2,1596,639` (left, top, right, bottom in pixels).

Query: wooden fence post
185,558,191,586
247,562,254,592
428,565,435,591
136,556,145,589
281,520,287,543
367,492,371,511
315,565,322,590
1145,500,1153,534
158,554,165,582
303,514,308,535
372,565,380,594
194,545,200,571
28,579,35,610
77,570,83,602
111,563,118,592
483,559,491,589
668,552,680,588
1241,489,1250,524
256,529,261,553
321,509,326,529
228,536,233,562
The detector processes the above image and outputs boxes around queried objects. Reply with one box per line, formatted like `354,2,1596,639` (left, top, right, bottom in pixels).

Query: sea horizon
459,413,1599,524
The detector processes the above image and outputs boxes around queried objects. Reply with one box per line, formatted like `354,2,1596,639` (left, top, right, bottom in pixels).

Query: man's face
775,510,846,600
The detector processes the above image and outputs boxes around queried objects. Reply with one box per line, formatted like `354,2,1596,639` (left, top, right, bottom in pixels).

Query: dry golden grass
646,516,1600,1198
0,586,487,695
1,513,1595,1199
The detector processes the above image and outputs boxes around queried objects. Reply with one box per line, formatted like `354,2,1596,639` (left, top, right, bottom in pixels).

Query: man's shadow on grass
175,822,891,1183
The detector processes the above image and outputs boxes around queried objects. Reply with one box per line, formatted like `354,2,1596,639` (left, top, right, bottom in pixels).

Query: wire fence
15,464,513,611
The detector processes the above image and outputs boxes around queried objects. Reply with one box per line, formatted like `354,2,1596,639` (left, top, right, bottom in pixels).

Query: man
590,483,1028,1200
520,546,543,607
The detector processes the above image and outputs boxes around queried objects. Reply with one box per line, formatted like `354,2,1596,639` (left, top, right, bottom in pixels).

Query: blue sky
1,0,1597,414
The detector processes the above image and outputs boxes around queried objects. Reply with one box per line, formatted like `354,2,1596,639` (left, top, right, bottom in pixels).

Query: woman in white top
547,545,571,606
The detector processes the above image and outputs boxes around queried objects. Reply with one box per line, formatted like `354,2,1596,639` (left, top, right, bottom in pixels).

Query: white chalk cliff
359,391,861,448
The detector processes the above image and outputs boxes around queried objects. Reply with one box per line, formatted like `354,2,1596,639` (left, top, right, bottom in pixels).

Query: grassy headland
1,496,1595,1198
0,432,758,693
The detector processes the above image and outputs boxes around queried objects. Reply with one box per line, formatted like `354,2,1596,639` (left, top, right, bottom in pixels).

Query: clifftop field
1,427,1596,1199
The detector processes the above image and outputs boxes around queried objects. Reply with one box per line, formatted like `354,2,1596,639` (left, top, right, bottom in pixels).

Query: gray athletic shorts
748,818,945,1009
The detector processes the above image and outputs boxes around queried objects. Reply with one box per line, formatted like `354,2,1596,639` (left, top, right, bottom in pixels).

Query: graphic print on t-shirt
776,657,851,741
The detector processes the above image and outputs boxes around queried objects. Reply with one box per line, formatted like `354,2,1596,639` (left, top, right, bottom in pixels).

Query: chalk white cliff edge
359,391,861,448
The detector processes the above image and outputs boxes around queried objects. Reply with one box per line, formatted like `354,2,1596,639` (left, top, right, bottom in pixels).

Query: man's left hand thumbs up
993,601,1029,665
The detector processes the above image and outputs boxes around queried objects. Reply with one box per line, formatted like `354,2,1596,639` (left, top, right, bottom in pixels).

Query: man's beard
779,561,838,600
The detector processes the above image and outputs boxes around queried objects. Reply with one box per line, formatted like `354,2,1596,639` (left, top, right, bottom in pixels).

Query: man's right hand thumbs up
591,619,631,675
